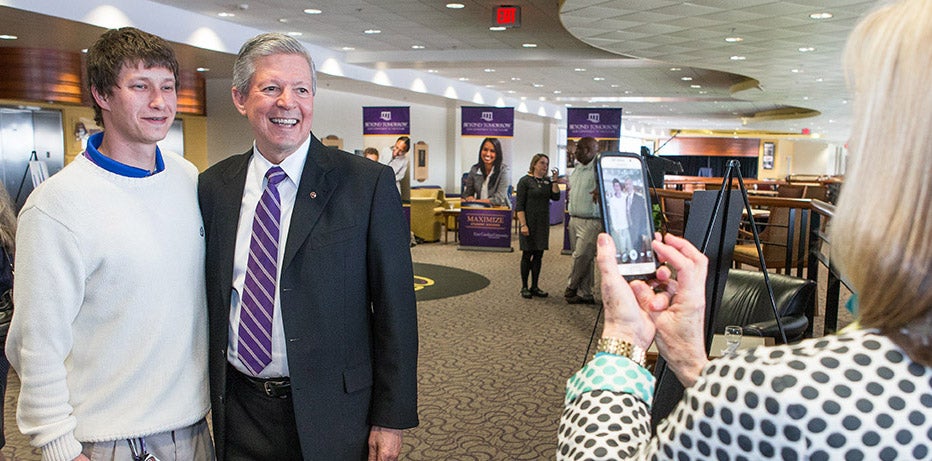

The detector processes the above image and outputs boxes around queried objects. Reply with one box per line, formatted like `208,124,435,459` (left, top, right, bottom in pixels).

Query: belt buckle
262,380,278,397
262,379,289,398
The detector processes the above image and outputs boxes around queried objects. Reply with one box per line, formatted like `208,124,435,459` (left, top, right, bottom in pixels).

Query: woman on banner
557,1,932,459
515,154,561,299
463,137,511,208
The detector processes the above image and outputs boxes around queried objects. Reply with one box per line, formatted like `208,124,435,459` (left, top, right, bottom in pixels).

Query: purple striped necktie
239,166,287,375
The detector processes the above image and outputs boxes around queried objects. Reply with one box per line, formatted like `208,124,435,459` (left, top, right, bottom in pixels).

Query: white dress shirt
228,136,310,378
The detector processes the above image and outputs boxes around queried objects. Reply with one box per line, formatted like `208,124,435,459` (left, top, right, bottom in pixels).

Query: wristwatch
597,337,646,367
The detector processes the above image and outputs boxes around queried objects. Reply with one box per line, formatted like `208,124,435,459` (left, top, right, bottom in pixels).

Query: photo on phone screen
596,153,657,278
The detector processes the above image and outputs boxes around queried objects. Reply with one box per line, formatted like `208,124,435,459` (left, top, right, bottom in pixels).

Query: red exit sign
494,5,521,28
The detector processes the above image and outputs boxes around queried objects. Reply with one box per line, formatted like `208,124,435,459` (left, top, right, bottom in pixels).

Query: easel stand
701,159,787,345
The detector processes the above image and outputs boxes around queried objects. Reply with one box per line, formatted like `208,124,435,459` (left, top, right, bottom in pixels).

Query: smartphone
595,152,658,279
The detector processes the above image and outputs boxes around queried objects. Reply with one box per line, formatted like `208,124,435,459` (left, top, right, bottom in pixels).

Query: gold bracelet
596,337,646,367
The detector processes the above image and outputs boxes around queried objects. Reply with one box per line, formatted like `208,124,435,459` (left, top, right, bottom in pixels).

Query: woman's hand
596,233,655,352
629,233,709,387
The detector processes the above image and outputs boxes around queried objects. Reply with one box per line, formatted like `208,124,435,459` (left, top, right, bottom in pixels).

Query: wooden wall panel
0,48,83,104
660,137,760,157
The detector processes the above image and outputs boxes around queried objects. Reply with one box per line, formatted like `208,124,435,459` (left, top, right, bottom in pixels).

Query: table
441,208,460,243
645,334,772,370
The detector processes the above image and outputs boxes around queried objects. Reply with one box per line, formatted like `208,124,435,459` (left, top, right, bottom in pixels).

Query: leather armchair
715,269,815,344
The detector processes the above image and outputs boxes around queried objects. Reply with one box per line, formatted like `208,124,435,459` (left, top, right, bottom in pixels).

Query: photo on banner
362,106,411,162
458,106,515,251
566,108,622,165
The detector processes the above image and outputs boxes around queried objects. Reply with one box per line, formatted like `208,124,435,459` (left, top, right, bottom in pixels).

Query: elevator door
0,108,65,210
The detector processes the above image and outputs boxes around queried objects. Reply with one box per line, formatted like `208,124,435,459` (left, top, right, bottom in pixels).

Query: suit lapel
283,136,337,272
214,151,252,313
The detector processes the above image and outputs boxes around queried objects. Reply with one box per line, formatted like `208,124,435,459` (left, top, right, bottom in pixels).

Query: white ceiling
1,0,881,142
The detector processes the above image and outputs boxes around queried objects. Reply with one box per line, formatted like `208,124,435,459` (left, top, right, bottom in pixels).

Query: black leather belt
231,366,292,399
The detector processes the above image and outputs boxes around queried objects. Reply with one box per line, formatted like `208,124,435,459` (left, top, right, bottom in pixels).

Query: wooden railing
652,189,849,338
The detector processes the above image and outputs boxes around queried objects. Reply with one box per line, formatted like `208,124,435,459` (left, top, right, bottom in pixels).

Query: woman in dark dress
515,154,561,298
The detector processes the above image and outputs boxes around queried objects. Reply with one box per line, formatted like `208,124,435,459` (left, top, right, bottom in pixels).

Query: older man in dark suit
198,33,418,461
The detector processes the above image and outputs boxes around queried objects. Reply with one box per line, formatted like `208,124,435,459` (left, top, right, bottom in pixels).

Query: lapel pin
309,191,318,199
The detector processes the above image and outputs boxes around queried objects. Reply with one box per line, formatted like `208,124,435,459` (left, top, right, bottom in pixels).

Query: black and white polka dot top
559,328,932,460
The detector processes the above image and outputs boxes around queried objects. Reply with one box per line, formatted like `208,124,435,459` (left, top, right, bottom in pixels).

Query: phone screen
597,153,657,278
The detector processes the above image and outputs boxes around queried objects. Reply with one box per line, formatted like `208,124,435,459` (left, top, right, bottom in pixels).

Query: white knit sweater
7,153,209,461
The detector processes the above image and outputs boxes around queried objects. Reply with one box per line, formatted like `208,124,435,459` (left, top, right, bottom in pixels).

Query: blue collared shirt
83,131,165,177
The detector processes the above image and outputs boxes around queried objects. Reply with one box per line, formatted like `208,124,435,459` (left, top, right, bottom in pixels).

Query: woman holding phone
515,154,561,298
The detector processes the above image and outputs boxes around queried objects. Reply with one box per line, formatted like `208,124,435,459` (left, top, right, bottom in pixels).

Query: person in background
0,186,16,461
515,154,561,299
463,137,511,208
558,1,932,458
364,147,380,162
563,136,601,305
198,33,418,461
388,136,411,202
7,27,212,461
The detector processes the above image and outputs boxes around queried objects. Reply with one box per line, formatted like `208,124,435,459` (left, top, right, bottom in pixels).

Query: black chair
714,269,815,344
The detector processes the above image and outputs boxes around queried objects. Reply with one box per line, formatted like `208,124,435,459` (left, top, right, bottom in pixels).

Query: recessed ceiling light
81,48,88,53
522,43,537,48
815,77,824,82
809,12,833,19
303,8,322,14
681,77,693,81
669,67,681,71
458,77,469,81
510,77,521,81
699,91,708,94
538,96,546,101
411,45,425,49
364,29,381,34
485,85,495,88
553,90,562,94
427,69,438,73
574,68,586,72
532,83,544,88
287,32,302,36
798,47,815,52
507,90,516,94
341,46,355,51
218,12,235,17
690,84,701,88
724,37,743,43
624,90,632,94
593,77,605,81
803,96,809,100
0,34,18,40
730,56,746,60
278,18,289,23
446,3,465,9
610,84,620,88
484,68,496,72
791,69,802,73
489,26,506,31
196,67,210,72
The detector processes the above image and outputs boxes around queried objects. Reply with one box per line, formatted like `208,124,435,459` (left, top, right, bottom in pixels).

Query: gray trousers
566,216,602,299
81,418,215,461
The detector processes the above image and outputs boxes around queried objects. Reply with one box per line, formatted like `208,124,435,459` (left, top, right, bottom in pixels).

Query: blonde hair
527,153,548,174
0,186,16,255
832,0,932,363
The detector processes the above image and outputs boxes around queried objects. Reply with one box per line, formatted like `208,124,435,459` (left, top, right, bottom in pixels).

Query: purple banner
461,107,514,137
363,106,410,135
458,208,512,250
567,108,622,139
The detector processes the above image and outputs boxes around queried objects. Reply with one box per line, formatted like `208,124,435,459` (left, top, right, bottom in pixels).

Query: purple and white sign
567,108,622,139
461,107,514,137
458,208,513,250
363,106,410,135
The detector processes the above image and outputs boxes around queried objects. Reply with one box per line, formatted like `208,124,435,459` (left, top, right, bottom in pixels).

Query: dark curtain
663,156,758,178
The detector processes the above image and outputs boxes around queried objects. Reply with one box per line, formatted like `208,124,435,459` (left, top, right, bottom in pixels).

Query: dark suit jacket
198,134,419,460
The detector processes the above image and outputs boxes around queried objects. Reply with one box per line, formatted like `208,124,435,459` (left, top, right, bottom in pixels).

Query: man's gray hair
232,33,317,96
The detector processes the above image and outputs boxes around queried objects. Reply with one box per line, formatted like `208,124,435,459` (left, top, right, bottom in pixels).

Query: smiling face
92,61,176,151
481,141,497,169
233,53,314,162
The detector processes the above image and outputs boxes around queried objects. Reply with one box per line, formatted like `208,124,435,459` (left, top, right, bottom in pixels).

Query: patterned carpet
1,225,849,460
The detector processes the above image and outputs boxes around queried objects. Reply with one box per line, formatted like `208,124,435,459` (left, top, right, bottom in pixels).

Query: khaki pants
81,418,214,461
566,216,602,300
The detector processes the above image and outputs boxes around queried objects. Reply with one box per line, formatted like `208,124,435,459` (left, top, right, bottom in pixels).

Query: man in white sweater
6,28,212,461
